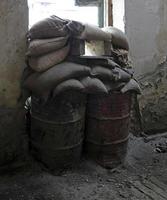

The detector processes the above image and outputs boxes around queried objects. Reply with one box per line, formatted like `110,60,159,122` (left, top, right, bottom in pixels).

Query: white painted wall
113,0,125,32
125,0,167,77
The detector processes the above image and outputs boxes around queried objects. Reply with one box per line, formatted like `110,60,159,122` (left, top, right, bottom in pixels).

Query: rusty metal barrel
30,91,86,170
85,92,131,168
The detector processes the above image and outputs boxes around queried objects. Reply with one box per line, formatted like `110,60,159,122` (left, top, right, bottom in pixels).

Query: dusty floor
0,134,167,200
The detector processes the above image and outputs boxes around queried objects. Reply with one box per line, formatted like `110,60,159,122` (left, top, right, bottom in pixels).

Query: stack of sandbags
68,55,141,95
26,16,71,72
23,16,140,101
23,17,118,99
100,26,140,94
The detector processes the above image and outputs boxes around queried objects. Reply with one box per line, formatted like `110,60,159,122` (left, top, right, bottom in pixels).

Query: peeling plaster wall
0,0,28,166
125,0,167,134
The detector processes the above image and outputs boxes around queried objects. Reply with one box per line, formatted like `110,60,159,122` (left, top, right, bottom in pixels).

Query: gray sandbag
23,62,91,96
66,20,84,36
53,79,85,96
104,81,126,92
79,23,112,42
102,26,129,50
80,76,108,94
21,67,35,83
121,79,141,94
91,66,119,81
113,67,132,82
67,56,118,68
28,15,69,40
26,36,69,56
28,44,70,72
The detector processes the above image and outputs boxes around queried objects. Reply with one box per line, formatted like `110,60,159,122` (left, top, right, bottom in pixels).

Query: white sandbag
53,79,85,96
102,26,129,50
79,23,112,42
28,45,70,72
23,62,91,96
80,76,108,94
26,36,69,56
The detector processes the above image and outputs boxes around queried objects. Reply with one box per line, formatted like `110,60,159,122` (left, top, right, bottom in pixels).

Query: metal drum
30,91,86,170
85,92,131,168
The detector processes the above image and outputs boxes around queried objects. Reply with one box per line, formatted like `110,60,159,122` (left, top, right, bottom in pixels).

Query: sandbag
21,67,35,83
66,20,84,36
79,23,112,42
28,44,70,72
91,66,119,81
102,26,129,50
104,81,126,92
23,62,91,95
28,16,69,40
53,79,85,96
80,76,108,94
113,67,132,82
26,36,69,56
121,79,141,94
67,56,118,69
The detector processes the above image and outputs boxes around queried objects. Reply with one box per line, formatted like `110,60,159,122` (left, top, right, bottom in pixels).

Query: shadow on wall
139,58,167,134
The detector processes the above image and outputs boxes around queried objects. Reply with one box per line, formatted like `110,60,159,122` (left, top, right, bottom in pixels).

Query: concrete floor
0,134,167,200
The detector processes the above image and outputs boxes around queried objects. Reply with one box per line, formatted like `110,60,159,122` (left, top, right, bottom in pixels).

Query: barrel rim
31,114,85,125
87,113,130,121
31,138,84,151
85,135,129,145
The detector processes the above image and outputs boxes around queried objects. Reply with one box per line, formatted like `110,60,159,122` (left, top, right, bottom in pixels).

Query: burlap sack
102,26,129,50
66,20,84,36
80,76,108,94
53,79,84,96
23,62,91,95
26,36,69,56
79,23,112,42
28,44,70,72
121,79,141,94
28,16,69,40
91,66,119,81
113,67,131,82
104,81,126,92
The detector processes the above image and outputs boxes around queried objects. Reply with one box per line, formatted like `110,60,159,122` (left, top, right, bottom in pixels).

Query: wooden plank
150,177,167,192
142,179,167,199
108,0,113,26
130,186,151,200
132,180,166,200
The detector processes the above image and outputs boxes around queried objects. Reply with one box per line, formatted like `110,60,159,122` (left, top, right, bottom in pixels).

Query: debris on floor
0,134,167,200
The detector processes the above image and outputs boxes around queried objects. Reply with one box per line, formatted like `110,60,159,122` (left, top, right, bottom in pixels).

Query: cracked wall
125,0,167,134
